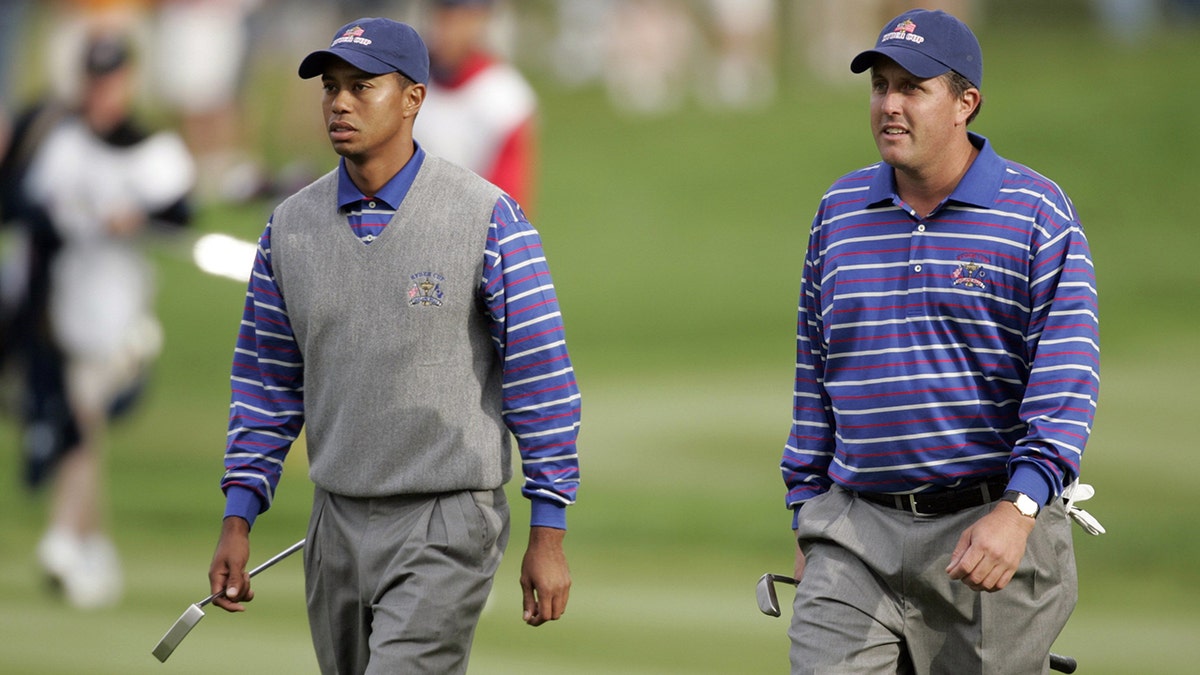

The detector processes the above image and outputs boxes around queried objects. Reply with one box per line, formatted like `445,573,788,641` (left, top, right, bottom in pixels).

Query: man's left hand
946,501,1036,592
520,526,571,626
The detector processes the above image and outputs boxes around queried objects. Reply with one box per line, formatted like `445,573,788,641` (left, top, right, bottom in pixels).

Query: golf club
755,572,1078,673
152,538,305,663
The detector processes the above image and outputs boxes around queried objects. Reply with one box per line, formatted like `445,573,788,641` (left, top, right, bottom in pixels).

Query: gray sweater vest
271,156,510,498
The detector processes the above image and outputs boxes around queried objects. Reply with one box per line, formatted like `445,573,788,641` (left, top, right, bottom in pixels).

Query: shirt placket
906,212,931,318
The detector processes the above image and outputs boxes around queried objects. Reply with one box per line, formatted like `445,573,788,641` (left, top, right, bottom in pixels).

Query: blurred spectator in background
604,0,695,115
800,1,977,84
151,0,264,204
0,0,34,157
3,0,150,497
3,30,194,609
548,0,611,89
551,0,779,116
701,0,777,111
414,0,538,209
41,0,152,103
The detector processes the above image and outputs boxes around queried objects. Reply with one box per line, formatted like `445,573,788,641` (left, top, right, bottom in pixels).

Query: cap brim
298,48,396,79
850,46,952,80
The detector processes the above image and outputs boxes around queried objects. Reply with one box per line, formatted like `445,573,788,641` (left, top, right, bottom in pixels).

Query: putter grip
201,538,306,608
1049,653,1077,673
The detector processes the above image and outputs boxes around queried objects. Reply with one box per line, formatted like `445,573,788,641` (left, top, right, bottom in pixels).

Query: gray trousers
305,486,510,675
790,485,1076,675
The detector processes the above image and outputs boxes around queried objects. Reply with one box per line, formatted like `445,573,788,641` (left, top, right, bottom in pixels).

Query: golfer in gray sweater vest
206,18,582,674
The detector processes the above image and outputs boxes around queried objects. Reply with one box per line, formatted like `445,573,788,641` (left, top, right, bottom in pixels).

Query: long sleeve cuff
223,486,265,529
530,497,567,530
1007,465,1055,507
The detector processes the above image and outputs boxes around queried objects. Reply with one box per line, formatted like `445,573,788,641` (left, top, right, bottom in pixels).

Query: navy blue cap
850,9,982,88
298,18,429,84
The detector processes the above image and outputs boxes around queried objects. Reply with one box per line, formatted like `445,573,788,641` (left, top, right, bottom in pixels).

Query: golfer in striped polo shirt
779,9,1098,674
207,18,579,673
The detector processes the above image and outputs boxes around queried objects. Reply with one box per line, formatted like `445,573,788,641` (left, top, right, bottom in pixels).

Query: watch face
1014,494,1038,517
1004,491,1039,517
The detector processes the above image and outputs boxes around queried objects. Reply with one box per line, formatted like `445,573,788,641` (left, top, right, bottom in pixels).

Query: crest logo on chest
408,272,446,307
951,253,988,290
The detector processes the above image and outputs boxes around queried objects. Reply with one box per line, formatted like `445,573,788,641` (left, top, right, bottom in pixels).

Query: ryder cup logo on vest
332,25,372,47
951,253,988,290
408,273,445,307
882,19,925,44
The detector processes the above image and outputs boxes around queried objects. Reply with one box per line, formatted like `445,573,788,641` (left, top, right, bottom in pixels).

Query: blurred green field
3,19,1199,675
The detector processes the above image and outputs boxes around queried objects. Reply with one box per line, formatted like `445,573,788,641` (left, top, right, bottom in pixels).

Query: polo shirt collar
336,142,427,211
865,132,1004,211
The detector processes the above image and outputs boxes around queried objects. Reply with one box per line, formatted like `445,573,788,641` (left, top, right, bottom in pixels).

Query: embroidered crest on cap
882,19,925,45
951,253,988,290
408,273,445,307
332,26,372,47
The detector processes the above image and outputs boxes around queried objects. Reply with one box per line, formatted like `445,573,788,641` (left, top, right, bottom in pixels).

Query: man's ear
403,81,426,119
959,87,981,125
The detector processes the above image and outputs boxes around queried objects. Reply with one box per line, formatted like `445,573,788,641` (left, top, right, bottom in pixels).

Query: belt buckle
899,493,936,517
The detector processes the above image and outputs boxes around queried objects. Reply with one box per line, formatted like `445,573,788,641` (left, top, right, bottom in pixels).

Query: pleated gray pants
305,486,509,675
790,484,1076,675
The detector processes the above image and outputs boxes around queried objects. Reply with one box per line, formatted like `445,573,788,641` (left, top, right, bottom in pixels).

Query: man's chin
876,148,911,172
330,142,359,159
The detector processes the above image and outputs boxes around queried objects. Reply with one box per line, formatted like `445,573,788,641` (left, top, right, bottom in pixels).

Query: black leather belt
856,476,1008,516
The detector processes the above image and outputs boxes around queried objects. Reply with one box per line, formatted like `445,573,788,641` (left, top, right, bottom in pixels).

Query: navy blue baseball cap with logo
298,17,429,84
850,9,982,88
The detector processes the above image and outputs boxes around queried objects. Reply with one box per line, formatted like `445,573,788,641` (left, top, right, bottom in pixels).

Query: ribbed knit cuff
530,497,567,530
223,486,264,529
1007,465,1055,507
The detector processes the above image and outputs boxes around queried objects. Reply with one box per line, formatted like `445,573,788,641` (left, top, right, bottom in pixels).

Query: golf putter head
152,602,207,662
151,538,305,664
756,573,798,617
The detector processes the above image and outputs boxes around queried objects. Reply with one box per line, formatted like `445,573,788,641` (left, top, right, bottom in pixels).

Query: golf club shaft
200,538,306,608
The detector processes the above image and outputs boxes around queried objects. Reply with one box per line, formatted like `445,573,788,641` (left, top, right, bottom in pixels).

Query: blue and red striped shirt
782,134,1099,523
222,146,580,529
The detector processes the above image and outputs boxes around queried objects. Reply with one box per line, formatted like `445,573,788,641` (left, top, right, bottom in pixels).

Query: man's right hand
209,516,253,612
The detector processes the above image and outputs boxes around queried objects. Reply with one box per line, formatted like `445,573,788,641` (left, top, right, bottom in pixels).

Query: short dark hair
945,71,983,125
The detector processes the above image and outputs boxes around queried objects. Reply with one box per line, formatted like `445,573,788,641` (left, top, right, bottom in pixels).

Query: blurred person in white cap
17,29,195,609
414,0,539,210
777,8,1098,673
206,16,581,673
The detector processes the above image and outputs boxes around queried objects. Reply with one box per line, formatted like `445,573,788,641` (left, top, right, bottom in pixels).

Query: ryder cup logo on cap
298,17,429,84
850,9,982,88
335,26,367,44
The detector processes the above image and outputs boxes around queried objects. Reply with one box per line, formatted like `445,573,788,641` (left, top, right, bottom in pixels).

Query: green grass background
2,15,1198,675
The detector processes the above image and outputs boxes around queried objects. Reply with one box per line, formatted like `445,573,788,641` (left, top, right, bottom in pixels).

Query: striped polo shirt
222,146,581,529
781,133,1099,519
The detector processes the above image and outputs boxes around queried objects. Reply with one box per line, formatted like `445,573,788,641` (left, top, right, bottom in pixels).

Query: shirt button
365,234,375,242
914,264,923,272
368,201,376,208
917,224,926,232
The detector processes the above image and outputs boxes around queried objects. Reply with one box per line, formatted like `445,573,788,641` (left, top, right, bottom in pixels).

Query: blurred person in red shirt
414,0,537,210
